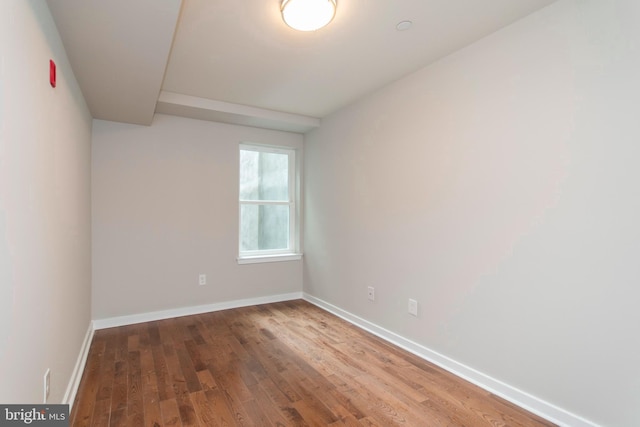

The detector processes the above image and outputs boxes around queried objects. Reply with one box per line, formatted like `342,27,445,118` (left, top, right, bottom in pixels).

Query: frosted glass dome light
281,0,337,32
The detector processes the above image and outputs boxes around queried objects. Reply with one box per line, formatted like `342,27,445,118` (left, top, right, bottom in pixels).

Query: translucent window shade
240,204,290,251
240,150,289,201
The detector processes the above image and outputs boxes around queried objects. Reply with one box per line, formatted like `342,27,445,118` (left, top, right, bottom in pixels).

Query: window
238,144,301,263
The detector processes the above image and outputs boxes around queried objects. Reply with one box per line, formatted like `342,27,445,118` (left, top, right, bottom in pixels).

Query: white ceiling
47,0,558,132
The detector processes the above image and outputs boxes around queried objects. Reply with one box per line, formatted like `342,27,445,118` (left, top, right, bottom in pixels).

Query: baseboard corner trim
93,292,304,330
63,322,94,409
302,293,599,427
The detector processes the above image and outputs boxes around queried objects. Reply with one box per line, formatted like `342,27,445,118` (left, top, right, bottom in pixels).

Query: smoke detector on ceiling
396,20,413,31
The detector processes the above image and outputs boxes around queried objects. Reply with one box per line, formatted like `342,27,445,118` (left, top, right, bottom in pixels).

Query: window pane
240,204,290,251
240,150,289,201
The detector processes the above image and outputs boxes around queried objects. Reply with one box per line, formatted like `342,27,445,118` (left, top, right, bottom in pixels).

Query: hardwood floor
71,300,555,426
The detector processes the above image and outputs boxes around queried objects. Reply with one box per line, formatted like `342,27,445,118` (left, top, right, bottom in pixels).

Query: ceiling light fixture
281,0,337,32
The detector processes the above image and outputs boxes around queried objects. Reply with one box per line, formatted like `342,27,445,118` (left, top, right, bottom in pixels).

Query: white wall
304,1,640,426
0,1,92,404
92,114,303,320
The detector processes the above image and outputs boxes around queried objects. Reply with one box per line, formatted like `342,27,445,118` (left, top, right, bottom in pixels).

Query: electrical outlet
199,274,206,286
367,286,375,301
408,299,418,316
44,369,50,403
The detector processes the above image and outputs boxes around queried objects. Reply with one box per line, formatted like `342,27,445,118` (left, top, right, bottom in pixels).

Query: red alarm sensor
50,59,56,88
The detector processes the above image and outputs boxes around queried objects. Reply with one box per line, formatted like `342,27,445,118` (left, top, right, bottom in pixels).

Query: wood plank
90,399,111,427
142,398,162,427
250,382,292,427
108,408,127,427
190,390,218,426
96,332,117,402
70,337,105,427
127,351,143,421
175,346,202,393
110,360,128,413
195,368,217,392
159,399,182,427
150,344,172,402
140,343,162,427
241,398,273,426
184,339,207,372
115,327,129,362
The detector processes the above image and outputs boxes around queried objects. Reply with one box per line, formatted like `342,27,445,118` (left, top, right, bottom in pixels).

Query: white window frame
238,143,301,264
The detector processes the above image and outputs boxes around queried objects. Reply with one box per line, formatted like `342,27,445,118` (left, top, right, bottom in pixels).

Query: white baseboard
63,323,94,409
303,293,599,427
93,292,303,330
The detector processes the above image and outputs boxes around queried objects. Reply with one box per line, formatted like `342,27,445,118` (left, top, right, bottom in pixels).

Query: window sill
237,253,303,265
